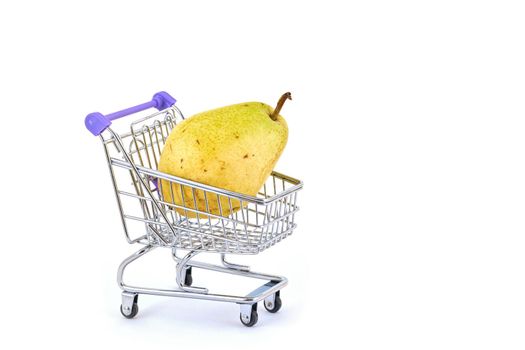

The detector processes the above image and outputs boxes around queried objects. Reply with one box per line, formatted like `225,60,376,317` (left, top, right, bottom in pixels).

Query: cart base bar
117,245,288,326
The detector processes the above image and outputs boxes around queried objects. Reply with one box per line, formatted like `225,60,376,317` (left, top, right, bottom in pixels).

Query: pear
158,92,291,219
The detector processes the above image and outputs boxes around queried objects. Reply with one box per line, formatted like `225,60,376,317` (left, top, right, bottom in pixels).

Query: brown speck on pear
196,139,200,145
204,169,207,172
180,158,183,162
243,154,249,159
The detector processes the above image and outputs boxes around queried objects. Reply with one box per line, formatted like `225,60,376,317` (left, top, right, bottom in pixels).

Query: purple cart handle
85,91,176,136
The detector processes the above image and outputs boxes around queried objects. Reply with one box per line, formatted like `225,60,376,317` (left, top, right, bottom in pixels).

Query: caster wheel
120,302,139,319
264,292,282,313
185,267,193,286
240,304,258,327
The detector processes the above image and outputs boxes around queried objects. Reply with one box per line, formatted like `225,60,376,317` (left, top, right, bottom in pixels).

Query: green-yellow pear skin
158,93,290,219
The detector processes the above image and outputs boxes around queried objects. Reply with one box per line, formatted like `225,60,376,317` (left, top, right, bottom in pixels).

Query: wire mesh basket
98,98,302,255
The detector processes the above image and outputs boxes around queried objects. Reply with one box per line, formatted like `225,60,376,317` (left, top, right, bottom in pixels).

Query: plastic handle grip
85,91,176,136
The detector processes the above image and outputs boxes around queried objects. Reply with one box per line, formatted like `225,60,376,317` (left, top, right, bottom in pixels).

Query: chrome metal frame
96,105,302,326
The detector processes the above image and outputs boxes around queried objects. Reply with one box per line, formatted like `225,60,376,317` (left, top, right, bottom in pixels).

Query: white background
1,1,524,349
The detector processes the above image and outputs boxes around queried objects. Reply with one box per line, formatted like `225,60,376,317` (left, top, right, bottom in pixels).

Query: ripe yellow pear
158,93,291,218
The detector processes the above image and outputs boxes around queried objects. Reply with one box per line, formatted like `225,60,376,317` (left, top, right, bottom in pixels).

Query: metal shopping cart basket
85,91,303,326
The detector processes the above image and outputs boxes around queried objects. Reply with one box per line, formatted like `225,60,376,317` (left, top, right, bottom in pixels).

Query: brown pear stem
270,92,292,121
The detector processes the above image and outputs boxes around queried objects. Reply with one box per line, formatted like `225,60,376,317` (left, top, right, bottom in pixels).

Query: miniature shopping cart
85,92,302,326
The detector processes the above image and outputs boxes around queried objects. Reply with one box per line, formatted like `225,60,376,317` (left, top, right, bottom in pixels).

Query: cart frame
85,92,302,326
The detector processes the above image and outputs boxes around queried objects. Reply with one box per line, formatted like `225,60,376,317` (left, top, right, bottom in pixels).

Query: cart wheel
240,304,258,327
120,302,139,319
185,267,193,286
264,292,282,313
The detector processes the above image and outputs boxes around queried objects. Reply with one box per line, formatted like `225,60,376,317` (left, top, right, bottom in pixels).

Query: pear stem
270,92,292,121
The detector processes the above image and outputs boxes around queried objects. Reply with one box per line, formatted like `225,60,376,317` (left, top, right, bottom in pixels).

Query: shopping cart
85,91,303,326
